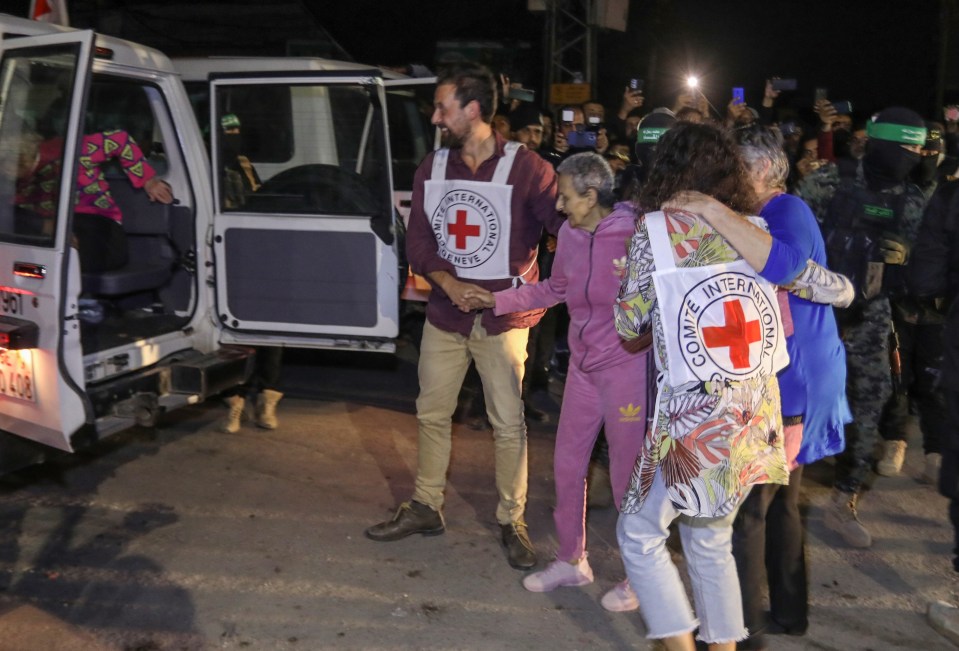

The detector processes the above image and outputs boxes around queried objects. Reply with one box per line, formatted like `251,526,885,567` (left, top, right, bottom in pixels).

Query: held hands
444,278,495,312
461,287,495,311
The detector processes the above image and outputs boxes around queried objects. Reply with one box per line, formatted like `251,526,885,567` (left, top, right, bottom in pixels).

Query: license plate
0,349,35,403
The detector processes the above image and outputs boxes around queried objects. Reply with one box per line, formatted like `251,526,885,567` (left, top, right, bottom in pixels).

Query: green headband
221,113,241,131
866,121,927,145
638,127,668,143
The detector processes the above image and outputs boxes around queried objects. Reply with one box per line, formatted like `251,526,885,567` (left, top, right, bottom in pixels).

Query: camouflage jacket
796,161,931,321
794,160,927,245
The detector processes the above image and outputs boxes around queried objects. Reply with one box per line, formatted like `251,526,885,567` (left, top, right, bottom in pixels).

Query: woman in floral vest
614,122,789,651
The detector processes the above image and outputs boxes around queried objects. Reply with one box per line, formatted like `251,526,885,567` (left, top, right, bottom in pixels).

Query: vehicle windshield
209,81,391,219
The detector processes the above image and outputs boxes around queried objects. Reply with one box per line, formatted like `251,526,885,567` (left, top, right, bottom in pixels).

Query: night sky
5,0,954,121
321,0,952,122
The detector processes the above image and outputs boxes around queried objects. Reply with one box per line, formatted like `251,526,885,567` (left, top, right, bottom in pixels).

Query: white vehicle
172,57,437,302
0,15,417,469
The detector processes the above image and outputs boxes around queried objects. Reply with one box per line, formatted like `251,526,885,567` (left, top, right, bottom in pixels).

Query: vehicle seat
81,253,173,296
79,180,177,297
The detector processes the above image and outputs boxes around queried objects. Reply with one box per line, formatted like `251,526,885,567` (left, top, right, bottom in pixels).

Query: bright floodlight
687,76,699,89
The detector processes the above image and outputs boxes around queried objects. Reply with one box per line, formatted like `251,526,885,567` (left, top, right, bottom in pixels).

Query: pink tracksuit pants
552,348,650,562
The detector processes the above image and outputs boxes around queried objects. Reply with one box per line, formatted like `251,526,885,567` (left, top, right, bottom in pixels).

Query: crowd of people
364,61,959,650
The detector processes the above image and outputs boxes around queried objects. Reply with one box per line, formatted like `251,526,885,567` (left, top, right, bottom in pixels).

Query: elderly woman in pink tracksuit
467,152,651,611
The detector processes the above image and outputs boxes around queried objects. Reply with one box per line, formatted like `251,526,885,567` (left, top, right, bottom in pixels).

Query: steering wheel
253,164,378,214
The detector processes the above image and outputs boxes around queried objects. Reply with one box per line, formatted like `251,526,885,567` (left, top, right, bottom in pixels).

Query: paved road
0,347,954,650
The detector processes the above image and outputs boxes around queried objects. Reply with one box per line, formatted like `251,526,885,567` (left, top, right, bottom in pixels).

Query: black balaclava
863,107,926,190
619,111,676,202
911,121,944,187
633,111,677,184
220,113,243,162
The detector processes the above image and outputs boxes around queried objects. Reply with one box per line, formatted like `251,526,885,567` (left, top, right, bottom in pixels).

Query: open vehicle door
382,76,438,302
0,30,94,450
209,71,401,352
382,76,437,225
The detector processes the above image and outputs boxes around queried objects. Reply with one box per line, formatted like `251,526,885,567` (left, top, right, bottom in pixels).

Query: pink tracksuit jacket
494,202,651,562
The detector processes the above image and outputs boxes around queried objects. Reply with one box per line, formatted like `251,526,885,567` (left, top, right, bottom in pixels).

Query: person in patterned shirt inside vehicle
17,128,172,271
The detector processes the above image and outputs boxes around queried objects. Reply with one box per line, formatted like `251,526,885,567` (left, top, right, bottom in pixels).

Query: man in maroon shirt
366,63,563,571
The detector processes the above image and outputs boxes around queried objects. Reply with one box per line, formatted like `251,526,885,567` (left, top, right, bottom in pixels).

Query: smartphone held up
507,87,535,103
567,129,597,149
770,78,797,92
832,100,853,115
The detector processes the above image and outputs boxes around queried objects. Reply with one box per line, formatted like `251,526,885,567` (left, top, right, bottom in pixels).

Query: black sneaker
765,615,807,636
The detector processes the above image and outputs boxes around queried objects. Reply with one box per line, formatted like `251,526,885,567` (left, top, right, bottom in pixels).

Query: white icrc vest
645,210,790,387
423,141,526,283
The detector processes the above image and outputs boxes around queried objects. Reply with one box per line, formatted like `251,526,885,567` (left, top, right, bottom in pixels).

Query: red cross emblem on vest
447,209,481,250
702,299,761,369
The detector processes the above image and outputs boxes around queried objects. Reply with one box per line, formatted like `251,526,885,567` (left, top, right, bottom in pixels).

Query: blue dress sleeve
759,194,817,285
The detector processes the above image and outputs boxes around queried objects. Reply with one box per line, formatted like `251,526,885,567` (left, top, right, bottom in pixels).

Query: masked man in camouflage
797,107,928,548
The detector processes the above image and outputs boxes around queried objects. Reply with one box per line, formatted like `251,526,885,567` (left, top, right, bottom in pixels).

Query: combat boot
928,600,959,647
876,440,907,476
220,395,245,433
255,389,283,429
923,452,943,485
824,489,872,548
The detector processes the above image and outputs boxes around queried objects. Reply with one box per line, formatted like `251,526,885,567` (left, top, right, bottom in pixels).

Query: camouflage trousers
835,298,893,493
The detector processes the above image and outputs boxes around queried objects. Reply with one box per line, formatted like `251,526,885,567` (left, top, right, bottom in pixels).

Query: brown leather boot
365,501,445,541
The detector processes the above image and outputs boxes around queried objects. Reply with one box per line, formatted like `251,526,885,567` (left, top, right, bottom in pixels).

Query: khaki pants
412,316,530,525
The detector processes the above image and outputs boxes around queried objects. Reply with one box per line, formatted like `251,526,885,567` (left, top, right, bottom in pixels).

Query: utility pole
543,0,596,96
936,0,956,113
533,0,627,107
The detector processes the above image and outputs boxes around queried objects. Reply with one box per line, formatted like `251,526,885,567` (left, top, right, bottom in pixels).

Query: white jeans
617,468,749,643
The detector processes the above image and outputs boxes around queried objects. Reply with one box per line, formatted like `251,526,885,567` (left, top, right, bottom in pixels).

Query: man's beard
441,125,469,149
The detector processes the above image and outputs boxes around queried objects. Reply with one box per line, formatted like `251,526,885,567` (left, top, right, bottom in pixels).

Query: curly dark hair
638,122,756,214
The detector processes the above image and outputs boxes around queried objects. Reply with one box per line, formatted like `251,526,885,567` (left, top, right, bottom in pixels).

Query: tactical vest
820,182,910,313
